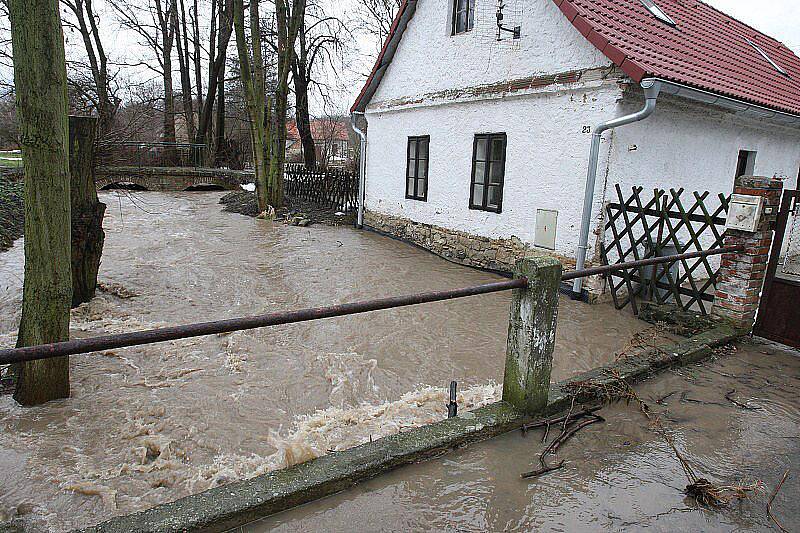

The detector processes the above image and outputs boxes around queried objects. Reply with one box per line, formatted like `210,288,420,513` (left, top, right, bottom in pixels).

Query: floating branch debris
767,469,790,533
564,371,762,508
520,398,605,479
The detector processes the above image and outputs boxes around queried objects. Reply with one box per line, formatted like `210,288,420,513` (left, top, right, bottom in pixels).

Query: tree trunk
161,0,178,164
213,62,226,166
267,91,289,207
292,59,316,169
233,0,268,211
191,0,204,112
175,0,196,142
69,116,105,308
10,0,72,406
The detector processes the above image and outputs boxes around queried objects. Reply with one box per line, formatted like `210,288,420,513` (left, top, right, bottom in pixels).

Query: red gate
755,189,800,347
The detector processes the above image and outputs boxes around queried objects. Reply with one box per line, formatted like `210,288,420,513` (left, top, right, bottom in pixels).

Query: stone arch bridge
96,166,254,191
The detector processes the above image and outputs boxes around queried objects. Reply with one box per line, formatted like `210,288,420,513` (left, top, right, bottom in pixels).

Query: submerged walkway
247,339,799,532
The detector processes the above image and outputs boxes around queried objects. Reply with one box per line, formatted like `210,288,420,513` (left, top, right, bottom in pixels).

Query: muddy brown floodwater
248,339,800,533
1,192,657,531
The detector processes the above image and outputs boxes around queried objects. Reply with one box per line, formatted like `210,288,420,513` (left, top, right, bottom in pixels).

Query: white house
350,0,800,295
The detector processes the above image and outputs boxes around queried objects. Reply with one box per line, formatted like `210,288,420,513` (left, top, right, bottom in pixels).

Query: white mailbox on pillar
725,194,764,233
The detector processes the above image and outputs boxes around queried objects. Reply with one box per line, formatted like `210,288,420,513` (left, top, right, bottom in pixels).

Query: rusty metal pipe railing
0,245,742,365
561,245,742,281
0,278,528,365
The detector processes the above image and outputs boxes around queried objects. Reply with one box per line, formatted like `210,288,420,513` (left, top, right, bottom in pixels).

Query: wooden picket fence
284,164,359,212
600,185,730,315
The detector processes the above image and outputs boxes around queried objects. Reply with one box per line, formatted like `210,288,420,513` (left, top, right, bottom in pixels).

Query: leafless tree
353,0,401,48
61,0,120,134
174,0,196,140
234,0,304,210
292,3,351,168
194,0,235,164
110,0,179,156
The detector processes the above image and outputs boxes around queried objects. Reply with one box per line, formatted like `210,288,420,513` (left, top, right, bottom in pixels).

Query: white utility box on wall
725,194,764,233
535,209,558,250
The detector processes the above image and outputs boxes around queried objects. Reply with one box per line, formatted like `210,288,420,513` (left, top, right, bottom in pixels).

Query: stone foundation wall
364,210,575,275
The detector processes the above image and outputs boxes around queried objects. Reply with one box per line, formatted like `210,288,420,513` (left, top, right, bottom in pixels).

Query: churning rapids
0,191,652,531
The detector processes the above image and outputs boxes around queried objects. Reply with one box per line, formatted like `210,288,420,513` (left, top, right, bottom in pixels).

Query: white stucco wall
606,93,800,197
364,87,800,261
364,83,623,256
361,0,800,265
370,0,610,104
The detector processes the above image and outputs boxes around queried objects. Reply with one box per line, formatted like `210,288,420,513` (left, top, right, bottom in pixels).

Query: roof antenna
496,1,520,41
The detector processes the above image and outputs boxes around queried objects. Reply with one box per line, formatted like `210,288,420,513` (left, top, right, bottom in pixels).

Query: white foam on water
316,352,379,407
186,381,501,492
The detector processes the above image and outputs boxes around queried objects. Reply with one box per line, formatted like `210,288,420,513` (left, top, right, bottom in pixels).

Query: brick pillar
712,176,783,329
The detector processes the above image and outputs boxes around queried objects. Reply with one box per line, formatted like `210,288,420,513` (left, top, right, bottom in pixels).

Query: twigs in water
679,391,727,407
521,460,565,478
614,323,672,361
565,371,761,508
97,281,138,299
767,469,790,533
521,407,605,479
520,406,602,433
654,391,677,405
685,478,761,508
724,389,761,410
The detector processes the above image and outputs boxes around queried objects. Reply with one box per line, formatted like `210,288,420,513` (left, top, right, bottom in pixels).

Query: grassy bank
0,171,23,251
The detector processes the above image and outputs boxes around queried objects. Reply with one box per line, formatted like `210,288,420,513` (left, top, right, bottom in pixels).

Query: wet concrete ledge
78,323,743,533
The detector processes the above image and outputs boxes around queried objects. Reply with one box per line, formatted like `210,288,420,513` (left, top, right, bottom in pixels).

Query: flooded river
250,339,800,532
1,192,655,530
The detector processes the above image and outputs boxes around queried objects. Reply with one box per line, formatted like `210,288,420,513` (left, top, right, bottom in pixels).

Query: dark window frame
405,136,430,201
469,133,506,214
735,149,757,178
451,0,475,35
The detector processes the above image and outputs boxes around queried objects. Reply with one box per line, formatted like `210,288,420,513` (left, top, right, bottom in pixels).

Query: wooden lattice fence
600,185,729,315
283,164,358,212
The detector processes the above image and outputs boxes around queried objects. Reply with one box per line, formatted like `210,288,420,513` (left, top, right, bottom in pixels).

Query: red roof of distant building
286,119,350,141
555,0,800,115
352,0,800,117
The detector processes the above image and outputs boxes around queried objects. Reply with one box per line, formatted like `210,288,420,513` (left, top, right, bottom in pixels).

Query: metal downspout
572,79,662,296
351,111,367,229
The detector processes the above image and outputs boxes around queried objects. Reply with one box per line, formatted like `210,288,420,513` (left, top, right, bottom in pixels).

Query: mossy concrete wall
79,323,743,533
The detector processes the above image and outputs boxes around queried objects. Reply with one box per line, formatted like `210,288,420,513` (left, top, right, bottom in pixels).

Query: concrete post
502,256,562,414
712,175,783,329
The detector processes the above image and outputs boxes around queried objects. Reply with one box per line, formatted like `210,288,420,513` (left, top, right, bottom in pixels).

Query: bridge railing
96,141,207,168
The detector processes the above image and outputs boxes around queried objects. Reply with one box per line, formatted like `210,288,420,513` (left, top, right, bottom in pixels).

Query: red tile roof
286,119,351,141
352,0,800,117
555,0,800,115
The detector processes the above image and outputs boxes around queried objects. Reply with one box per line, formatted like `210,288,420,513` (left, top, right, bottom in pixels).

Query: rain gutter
572,78,662,296
351,111,367,228
572,76,800,297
